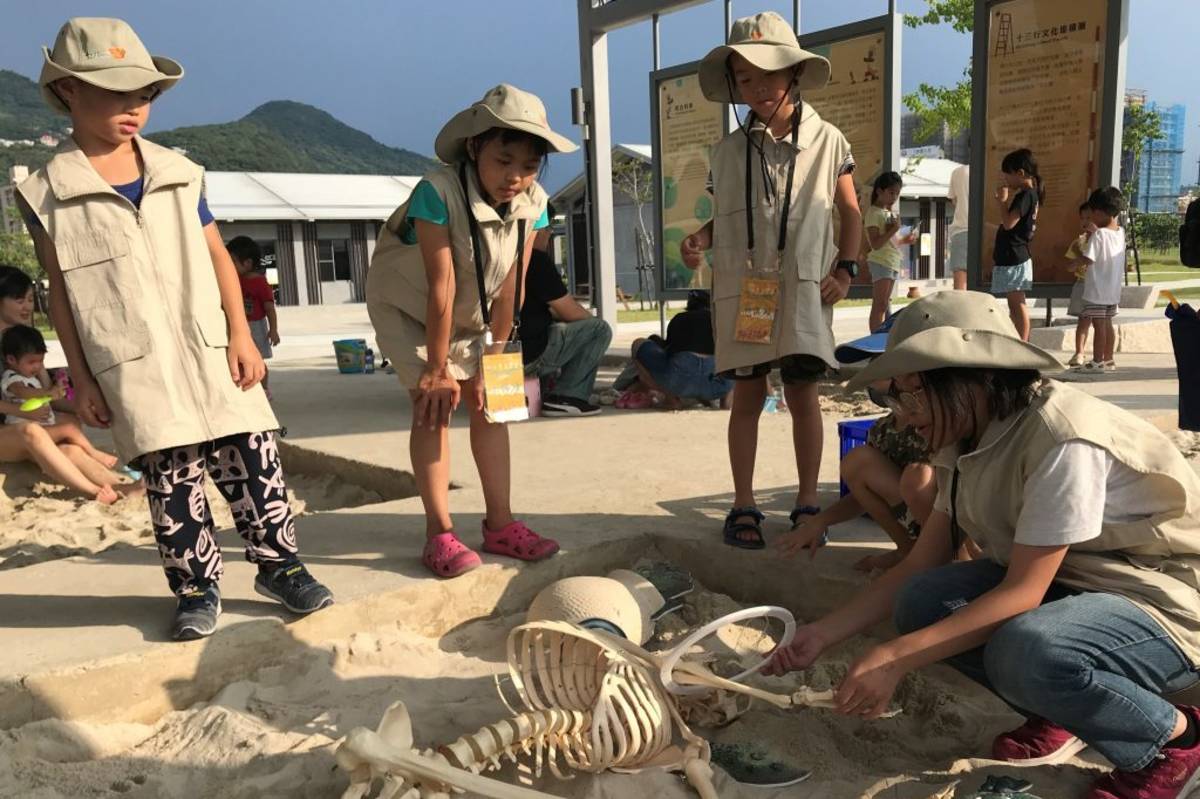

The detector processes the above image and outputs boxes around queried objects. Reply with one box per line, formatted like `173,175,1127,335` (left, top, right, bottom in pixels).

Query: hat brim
835,331,890,365
39,47,183,114
845,327,1063,392
434,103,578,164
699,43,831,103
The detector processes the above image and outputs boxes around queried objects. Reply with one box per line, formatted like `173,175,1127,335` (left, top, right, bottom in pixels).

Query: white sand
2,425,1194,798
0,465,383,571
0,576,1107,799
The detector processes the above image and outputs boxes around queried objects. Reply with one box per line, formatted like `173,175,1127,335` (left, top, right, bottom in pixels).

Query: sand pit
0,462,385,571
0,553,1107,799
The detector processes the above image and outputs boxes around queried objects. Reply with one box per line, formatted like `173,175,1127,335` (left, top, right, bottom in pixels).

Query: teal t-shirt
400,179,548,244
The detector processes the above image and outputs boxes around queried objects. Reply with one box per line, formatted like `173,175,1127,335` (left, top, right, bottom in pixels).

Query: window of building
317,240,351,282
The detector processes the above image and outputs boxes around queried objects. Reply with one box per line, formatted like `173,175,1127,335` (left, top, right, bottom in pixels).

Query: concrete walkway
1,302,1187,729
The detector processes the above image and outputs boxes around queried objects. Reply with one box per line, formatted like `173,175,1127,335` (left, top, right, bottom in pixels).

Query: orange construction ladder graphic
994,12,1015,56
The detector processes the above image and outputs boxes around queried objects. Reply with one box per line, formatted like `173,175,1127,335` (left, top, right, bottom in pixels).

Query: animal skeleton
336,608,897,798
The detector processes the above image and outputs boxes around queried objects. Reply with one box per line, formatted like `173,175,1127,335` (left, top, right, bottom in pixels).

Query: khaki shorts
367,300,482,390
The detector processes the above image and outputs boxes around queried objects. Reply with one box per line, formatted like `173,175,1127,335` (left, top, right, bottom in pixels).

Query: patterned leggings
141,432,298,595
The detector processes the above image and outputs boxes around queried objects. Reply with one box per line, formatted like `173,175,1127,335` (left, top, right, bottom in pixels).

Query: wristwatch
835,259,859,279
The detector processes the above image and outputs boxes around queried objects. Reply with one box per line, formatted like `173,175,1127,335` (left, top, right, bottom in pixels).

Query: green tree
0,208,39,277
903,0,974,141
1121,103,1163,203
1130,212,1179,254
611,154,655,268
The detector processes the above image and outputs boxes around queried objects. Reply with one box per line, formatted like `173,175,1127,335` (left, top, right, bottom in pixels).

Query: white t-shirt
1081,226,1126,306
1,370,54,426
1016,440,1157,546
947,164,970,236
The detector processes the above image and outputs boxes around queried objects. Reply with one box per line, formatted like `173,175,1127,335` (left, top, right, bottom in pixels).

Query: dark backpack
1182,198,1200,267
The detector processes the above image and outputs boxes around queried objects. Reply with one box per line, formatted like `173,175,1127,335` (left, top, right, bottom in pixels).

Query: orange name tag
481,344,528,424
734,274,780,344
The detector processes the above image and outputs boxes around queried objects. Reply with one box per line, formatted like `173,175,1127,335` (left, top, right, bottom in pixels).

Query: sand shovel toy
19,396,53,412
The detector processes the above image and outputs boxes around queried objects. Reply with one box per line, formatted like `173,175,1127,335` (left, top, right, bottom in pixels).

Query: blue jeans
634,340,732,402
525,318,613,401
894,559,1199,770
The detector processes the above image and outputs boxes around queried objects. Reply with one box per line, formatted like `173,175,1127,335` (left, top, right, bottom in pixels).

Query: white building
550,146,965,297
204,172,420,305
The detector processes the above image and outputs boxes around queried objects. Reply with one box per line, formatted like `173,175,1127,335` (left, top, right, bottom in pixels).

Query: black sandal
789,505,828,546
723,507,766,550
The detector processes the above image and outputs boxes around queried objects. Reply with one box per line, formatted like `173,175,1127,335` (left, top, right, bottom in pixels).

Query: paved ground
1,300,1186,728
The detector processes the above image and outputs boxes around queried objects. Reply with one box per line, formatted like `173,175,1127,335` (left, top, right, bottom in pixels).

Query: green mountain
148,101,436,174
0,70,72,176
0,69,71,140
0,71,435,175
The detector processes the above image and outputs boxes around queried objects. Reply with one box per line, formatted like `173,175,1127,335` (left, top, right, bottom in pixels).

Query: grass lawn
616,308,684,323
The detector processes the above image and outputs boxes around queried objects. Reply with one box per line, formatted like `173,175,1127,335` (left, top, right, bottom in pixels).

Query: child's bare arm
821,173,862,305
681,221,714,269
415,219,456,372
204,222,265,390
4,381,45,399
834,174,862,263
265,300,280,345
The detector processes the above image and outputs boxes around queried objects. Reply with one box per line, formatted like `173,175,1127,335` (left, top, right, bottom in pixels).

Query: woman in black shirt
989,148,1044,341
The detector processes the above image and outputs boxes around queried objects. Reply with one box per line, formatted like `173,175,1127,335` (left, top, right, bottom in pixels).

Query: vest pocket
56,232,134,311
196,311,230,348
76,305,150,374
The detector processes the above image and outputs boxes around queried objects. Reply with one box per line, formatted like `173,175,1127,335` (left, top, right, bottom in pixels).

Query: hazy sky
0,0,1195,192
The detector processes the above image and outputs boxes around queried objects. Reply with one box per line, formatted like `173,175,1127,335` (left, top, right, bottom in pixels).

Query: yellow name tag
734,273,780,344
481,346,528,424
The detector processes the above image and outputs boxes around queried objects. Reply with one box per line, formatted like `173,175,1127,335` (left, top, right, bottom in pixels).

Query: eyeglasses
867,381,926,415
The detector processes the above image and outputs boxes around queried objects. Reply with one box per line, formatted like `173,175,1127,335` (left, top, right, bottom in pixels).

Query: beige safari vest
709,103,850,373
366,164,546,382
932,381,1200,665
18,137,277,462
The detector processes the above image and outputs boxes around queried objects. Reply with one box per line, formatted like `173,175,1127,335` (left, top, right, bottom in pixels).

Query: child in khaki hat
367,85,577,578
17,18,333,640
680,11,862,550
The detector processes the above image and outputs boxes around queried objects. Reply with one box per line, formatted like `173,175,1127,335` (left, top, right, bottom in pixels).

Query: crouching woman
767,291,1200,799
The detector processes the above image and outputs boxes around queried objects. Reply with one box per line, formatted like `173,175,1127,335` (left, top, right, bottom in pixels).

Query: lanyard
950,467,962,555
744,110,800,259
458,163,525,343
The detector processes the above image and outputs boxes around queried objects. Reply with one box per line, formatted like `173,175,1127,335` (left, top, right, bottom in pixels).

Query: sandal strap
725,506,765,524
789,505,821,523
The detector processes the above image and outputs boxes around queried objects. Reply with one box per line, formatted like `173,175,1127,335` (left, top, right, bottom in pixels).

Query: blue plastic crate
837,418,878,496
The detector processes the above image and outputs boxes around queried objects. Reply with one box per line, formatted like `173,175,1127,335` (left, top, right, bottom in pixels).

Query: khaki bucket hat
434,84,578,164
525,569,665,646
845,291,1062,391
699,11,831,103
39,18,183,114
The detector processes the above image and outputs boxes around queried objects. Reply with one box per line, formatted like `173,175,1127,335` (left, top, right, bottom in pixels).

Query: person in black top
618,290,733,410
989,148,1044,341
521,206,613,417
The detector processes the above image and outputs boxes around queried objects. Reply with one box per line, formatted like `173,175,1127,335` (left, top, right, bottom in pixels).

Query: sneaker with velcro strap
254,560,334,614
171,584,221,641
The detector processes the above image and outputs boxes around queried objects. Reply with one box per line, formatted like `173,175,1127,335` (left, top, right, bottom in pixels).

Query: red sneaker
992,716,1088,765
1087,706,1200,799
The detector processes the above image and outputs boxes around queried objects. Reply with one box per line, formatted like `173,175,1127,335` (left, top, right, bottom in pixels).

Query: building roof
205,172,421,222
549,144,963,206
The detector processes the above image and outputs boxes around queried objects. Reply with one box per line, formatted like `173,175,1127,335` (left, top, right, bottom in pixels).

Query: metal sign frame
800,13,903,300
650,60,729,301
967,0,1129,298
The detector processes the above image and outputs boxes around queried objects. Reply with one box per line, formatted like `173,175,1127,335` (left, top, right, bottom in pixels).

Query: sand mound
0,466,384,571
0,573,1108,799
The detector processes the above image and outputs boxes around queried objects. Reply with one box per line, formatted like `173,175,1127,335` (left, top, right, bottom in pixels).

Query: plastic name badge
481,341,528,424
734,272,780,344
